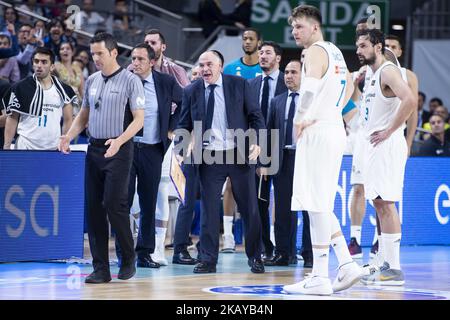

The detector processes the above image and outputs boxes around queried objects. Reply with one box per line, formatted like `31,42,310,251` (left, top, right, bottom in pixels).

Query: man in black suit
0,79,11,150
265,60,313,268
248,41,287,260
176,50,266,274
118,43,182,268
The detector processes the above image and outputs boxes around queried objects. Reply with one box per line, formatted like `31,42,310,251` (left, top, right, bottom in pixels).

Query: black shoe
248,258,265,273
303,258,313,268
264,253,289,266
118,261,136,280
172,251,197,265
85,269,112,284
137,255,160,268
193,262,216,273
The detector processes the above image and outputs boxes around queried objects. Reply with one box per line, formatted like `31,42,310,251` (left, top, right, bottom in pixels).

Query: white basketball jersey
362,61,403,135
16,84,64,150
302,41,348,125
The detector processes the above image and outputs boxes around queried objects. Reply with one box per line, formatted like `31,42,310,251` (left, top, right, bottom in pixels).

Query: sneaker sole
350,253,363,259
333,274,362,293
284,287,333,296
361,279,405,286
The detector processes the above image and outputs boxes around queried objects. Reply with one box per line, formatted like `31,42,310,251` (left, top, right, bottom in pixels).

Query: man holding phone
17,23,44,78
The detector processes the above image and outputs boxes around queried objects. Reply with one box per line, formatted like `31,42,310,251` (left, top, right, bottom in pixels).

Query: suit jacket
421,109,431,127
152,70,183,152
177,73,266,165
266,92,292,176
248,71,288,123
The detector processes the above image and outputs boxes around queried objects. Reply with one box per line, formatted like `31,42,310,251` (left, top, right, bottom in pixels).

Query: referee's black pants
86,139,135,272
128,141,164,258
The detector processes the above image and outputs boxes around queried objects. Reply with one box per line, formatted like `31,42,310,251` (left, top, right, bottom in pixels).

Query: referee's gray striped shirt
82,68,145,139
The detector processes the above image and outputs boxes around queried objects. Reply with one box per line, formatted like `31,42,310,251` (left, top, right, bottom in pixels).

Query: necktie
205,84,217,131
136,80,147,137
285,92,298,146
261,76,271,120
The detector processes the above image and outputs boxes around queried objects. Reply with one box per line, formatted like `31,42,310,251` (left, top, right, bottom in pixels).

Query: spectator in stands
17,23,44,79
63,22,78,49
143,29,190,87
0,78,10,150
44,19,66,59
0,33,20,83
73,0,106,35
1,7,21,33
0,23,19,59
189,65,201,81
198,0,234,38
418,113,450,156
112,0,131,32
34,20,46,39
18,0,44,24
429,97,443,114
54,42,84,115
74,49,96,81
225,0,253,30
423,105,450,132
418,91,430,127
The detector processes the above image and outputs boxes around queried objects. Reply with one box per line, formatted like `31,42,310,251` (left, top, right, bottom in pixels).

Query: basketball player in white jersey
3,47,74,150
283,5,362,296
355,29,416,286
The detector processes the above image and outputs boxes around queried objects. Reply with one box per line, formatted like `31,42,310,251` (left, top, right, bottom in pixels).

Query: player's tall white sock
309,211,331,278
331,213,353,267
350,225,362,244
223,216,234,236
382,233,401,270
372,224,378,245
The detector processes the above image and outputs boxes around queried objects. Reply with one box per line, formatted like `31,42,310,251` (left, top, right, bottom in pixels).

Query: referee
59,33,145,284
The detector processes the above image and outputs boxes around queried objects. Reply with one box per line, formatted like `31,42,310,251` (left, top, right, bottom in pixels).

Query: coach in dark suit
118,43,182,268
176,50,266,274
265,60,312,268
248,41,287,260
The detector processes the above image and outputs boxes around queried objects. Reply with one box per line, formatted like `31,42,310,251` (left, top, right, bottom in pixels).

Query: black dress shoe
85,269,112,284
248,258,265,273
118,261,136,280
264,253,289,266
137,255,160,268
193,262,216,273
172,251,197,265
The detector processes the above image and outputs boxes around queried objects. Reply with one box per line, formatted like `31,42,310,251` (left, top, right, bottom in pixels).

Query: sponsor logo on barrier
435,184,450,225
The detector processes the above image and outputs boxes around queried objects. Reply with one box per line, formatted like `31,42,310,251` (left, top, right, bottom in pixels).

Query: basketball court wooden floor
0,245,449,300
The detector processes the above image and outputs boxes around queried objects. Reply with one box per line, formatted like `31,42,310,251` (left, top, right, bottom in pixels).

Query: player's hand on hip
249,144,261,161
58,135,71,154
104,138,122,158
256,167,268,180
370,129,391,146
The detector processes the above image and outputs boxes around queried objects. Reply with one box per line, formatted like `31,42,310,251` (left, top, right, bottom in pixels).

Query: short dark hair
208,50,224,66
90,32,118,53
258,41,282,56
145,29,166,44
47,18,65,32
19,23,33,30
288,5,322,26
386,34,402,49
132,42,156,60
430,97,443,105
32,46,55,64
419,91,426,101
243,27,261,41
357,17,368,25
356,28,385,54
430,113,445,122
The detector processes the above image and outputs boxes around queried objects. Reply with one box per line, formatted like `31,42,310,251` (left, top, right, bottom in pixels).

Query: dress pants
86,139,135,272
272,150,298,256
173,163,200,254
130,142,164,258
255,174,273,257
198,149,262,265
